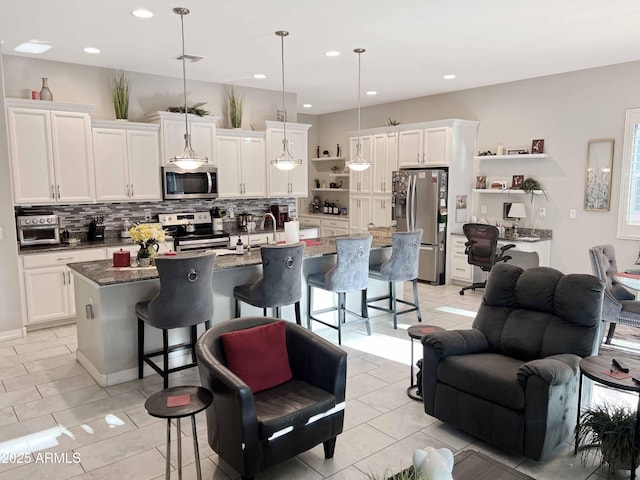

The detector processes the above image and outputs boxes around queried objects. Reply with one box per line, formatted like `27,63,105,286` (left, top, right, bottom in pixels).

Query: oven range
158,212,230,253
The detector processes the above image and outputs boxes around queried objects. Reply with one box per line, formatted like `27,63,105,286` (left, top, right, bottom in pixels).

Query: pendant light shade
170,7,208,170
271,30,302,171
346,48,372,172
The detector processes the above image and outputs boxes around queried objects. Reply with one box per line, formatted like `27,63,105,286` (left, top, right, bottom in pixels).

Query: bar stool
136,252,215,389
233,242,305,324
145,386,213,480
367,229,423,329
307,236,372,345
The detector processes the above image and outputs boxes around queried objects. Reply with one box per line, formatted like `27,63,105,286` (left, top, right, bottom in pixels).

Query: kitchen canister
113,248,131,267
284,221,300,244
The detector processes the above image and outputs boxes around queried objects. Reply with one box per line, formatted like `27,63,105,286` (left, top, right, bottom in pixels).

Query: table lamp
508,203,527,238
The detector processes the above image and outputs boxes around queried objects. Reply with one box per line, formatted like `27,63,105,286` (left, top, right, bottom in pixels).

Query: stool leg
138,318,144,380
190,325,197,364
274,306,281,318
263,307,267,317
294,301,301,325
337,292,345,345
191,415,203,480
413,279,422,322
165,419,171,480
388,282,393,310
177,418,182,480
390,282,398,329
235,298,241,318
362,289,371,336
307,285,313,330
163,329,169,389
205,320,211,330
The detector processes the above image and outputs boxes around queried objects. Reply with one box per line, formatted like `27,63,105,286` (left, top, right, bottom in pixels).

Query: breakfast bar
68,236,394,386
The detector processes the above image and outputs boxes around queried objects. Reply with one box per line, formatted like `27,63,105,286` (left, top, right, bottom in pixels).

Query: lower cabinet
449,234,473,283
320,218,349,237
22,249,107,325
349,195,372,234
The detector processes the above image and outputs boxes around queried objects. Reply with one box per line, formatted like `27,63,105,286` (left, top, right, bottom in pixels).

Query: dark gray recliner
421,263,604,461
136,252,215,388
234,242,305,324
589,244,640,344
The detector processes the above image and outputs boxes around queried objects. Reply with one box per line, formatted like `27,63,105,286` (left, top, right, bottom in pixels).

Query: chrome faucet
260,213,278,244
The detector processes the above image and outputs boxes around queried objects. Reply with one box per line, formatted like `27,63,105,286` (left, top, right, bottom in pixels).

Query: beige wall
316,61,640,274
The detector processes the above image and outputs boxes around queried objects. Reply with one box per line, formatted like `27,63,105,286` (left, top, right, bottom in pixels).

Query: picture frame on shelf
512,175,524,189
506,148,528,155
475,175,487,189
584,138,614,211
531,139,544,154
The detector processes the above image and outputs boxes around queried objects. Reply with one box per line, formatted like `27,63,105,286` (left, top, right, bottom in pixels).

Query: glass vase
40,78,53,101
137,244,159,266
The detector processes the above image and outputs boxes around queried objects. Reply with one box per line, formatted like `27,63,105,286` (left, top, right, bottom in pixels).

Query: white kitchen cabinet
349,195,372,234
372,132,398,194
348,136,373,194
449,234,473,283
398,126,450,167
22,248,107,325
320,217,350,237
216,130,266,198
92,121,161,202
260,121,311,197
147,111,219,166
371,195,393,229
6,100,95,205
398,129,423,168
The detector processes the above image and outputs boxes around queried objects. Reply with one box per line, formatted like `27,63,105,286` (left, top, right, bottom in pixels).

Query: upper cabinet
257,121,311,198
372,132,398,194
216,129,266,198
349,135,373,194
147,111,219,166
6,99,95,205
92,121,161,202
398,126,450,167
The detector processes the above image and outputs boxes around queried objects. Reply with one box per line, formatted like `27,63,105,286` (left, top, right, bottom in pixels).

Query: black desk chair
459,223,515,295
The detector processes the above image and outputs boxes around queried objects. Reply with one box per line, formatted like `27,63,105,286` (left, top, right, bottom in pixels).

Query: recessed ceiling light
253,73,266,79
366,91,377,96
443,74,456,80
132,9,153,18
14,41,52,54
325,51,340,57
83,47,100,54
302,104,312,108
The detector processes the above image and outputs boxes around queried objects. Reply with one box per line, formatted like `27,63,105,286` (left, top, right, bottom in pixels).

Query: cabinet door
93,128,129,201
159,118,185,164
349,195,371,234
23,266,69,323
424,127,449,165
287,129,308,197
241,137,266,197
372,195,393,228
359,195,373,232
385,132,398,192
190,121,216,165
50,111,95,203
215,136,242,198
398,129,423,167
372,134,387,194
128,129,161,200
349,135,373,193
7,108,55,204
266,129,291,197
349,196,361,232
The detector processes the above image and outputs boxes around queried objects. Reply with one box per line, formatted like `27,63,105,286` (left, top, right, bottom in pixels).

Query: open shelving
311,188,349,192
311,156,346,162
473,153,549,161
472,189,544,195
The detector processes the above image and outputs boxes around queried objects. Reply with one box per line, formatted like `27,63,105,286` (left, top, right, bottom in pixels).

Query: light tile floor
0,283,635,479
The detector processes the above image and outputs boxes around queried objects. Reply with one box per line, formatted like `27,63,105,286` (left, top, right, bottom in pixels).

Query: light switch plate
0,227,3,240
569,209,577,219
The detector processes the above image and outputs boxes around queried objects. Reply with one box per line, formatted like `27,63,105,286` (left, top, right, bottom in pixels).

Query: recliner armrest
517,354,580,387
421,329,489,358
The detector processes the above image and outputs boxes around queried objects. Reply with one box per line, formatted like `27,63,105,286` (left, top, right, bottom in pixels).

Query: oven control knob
47,218,53,223
24,219,30,224
39,218,46,224
167,216,172,221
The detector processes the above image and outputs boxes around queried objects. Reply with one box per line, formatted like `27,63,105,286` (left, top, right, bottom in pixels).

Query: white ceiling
2,0,640,114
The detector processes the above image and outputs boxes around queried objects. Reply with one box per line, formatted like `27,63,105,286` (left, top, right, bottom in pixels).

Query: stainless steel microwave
162,165,218,200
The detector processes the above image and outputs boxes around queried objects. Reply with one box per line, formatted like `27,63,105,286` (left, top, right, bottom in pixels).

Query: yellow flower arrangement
128,223,166,248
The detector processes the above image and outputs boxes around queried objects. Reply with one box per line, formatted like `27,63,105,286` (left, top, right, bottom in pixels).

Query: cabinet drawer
450,237,468,258
23,248,107,269
322,219,349,228
451,259,473,281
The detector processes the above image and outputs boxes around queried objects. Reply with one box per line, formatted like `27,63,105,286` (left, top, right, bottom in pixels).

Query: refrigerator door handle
411,173,418,231
406,174,413,232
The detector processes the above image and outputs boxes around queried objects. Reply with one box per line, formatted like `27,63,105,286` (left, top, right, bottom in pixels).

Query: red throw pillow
220,321,293,393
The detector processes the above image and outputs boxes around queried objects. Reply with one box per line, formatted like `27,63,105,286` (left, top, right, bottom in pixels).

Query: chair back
378,229,423,281
148,252,216,329
325,236,372,292
250,242,306,307
463,223,500,270
589,244,635,301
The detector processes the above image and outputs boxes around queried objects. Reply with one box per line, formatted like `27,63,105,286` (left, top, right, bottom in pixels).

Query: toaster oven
17,214,61,246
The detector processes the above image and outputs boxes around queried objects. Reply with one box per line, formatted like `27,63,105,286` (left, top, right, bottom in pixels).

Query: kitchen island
69,236,395,386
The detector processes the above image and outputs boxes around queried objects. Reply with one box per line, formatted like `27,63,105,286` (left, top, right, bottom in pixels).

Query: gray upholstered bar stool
307,236,373,345
136,251,215,389
233,243,305,324
367,229,423,329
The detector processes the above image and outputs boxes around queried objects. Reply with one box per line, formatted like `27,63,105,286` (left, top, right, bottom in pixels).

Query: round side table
145,386,213,480
407,325,444,401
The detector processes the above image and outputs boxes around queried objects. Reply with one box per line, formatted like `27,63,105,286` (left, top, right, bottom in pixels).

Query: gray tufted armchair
421,263,604,461
589,244,640,344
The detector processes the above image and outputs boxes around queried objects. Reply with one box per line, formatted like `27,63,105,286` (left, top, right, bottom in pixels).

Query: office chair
459,223,515,295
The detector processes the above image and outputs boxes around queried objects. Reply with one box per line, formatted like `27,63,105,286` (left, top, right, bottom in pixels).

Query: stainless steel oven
17,214,61,246
158,212,229,253
162,165,218,200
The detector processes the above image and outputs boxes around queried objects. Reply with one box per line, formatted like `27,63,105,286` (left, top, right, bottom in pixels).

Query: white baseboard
0,328,26,341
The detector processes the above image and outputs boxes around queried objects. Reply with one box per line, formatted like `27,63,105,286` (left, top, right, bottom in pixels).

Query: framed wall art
584,138,614,211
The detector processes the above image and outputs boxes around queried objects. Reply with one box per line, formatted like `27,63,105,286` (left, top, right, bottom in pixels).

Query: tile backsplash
16,198,297,239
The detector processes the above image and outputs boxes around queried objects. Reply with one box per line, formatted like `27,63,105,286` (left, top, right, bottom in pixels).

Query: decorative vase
137,244,159,266
40,78,53,101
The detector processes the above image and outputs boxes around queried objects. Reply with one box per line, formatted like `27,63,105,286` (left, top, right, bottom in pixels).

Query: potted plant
226,86,243,128
575,403,638,479
314,178,321,188
112,69,130,120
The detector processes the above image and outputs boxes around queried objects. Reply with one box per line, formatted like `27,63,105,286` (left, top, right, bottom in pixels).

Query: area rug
387,450,534,480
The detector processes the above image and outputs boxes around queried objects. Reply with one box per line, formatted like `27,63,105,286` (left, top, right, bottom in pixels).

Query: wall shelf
329,173,349,177
473,154,549,161
473,189,544,195
311,157,345,162
311,188,349,192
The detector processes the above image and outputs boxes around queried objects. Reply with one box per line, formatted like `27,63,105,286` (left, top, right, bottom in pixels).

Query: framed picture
531,139,544,154
512,175,524,189
475,175,487,189
584,138,614,211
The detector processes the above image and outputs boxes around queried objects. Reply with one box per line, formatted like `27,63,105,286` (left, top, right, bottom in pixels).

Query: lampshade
170,7,208,170
346,48,372,172
270,31,302,171
508,203,527,219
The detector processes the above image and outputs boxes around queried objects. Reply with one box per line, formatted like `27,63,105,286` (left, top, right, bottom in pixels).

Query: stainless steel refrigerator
392,168,448,284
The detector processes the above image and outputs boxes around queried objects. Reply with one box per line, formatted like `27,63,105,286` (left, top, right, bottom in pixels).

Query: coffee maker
270,205,289,229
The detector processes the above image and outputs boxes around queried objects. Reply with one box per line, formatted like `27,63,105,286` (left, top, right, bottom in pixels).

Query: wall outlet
538,208,546,218
481,205,487,214
0,226,3,240
569,209,577,219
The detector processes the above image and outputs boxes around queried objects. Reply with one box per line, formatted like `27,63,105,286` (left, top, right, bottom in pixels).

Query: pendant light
346,48,372,172
170,7,208,170
270,30,302,171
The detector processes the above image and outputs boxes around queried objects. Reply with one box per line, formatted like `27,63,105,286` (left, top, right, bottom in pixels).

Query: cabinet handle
56,257,73,261
67,271,71,284
417,153,420,162
56,184,61,199
51,185,55,199
62,271,66,285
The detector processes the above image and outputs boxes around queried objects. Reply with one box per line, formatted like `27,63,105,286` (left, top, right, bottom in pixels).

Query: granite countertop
450,228,552,242
67,235,392,286
18,236,149,254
